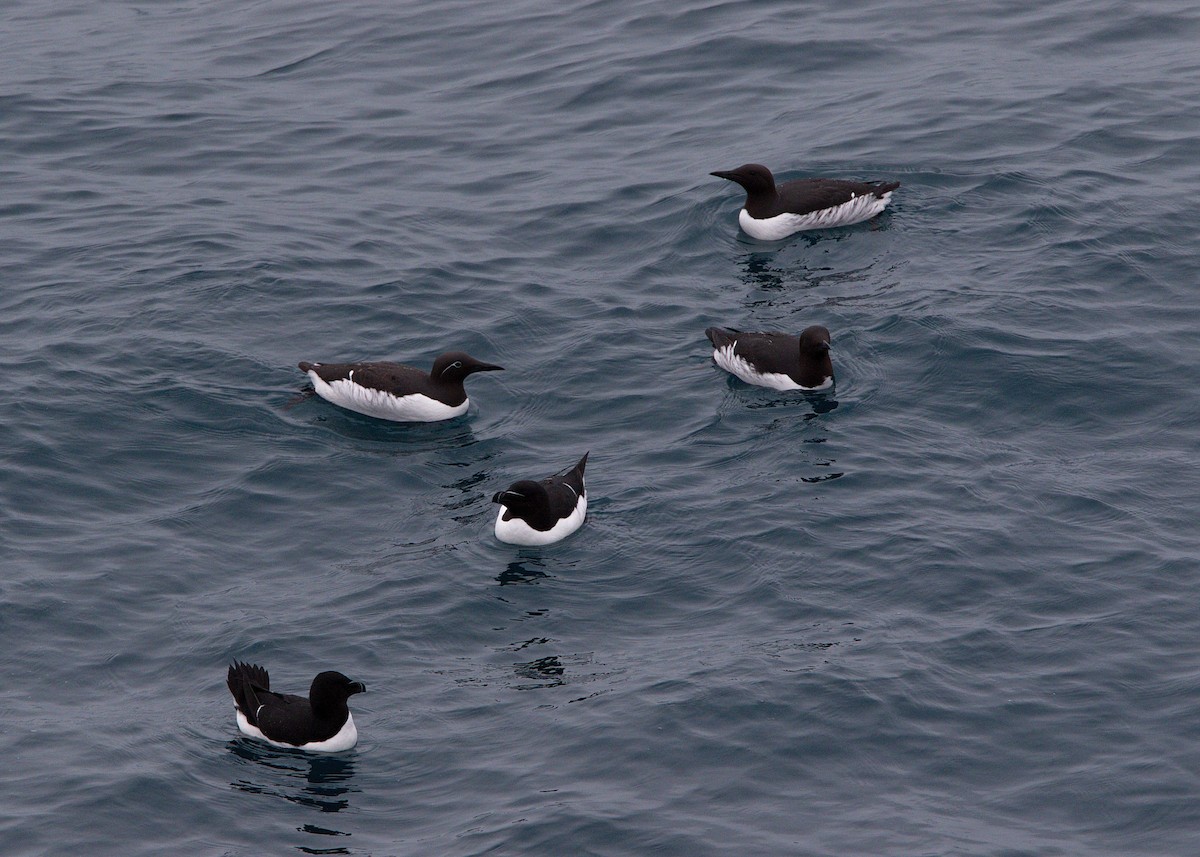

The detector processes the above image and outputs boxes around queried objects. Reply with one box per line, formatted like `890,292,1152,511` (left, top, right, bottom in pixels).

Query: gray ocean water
3,1,1199,854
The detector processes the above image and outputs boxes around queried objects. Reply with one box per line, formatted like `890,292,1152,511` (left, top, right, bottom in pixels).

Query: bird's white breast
300,713,358,752
494,493,587,546
308,371,467,422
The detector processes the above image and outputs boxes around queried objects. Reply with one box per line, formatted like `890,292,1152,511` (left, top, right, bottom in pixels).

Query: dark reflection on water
744,391,839,417
283,388,318,411
228,739,360,820
444,463,495,521
738,250,897,310
297,823,352,856
743,393,843,480
739,252,826,292
513,654,566,690
801,469,844,483
496,558,550,586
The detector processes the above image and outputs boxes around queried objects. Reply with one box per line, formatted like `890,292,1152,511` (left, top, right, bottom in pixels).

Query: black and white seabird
227,661,365,752
705,325,834,391
711,163,899,239
298,351,503,422
492,452,589,546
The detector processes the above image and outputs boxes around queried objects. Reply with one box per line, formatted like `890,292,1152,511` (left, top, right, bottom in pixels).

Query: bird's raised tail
227,661,271,725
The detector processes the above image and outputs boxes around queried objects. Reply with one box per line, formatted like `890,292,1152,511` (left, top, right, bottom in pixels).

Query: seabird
227,661,365,752
711,163,899,239
492,452,589,546
705,325,834,391
298,351,503,422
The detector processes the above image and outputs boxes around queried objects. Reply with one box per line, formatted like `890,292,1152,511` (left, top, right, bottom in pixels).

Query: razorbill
492,452,589,546
227,661,365,752
711,163,899,239
705,325,834,391
298,351,503,422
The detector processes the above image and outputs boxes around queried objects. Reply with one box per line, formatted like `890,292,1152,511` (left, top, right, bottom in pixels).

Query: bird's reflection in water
809,394,839,416
496,558,550,586
740,392,845,481
744,391,839,418
296,823,352,856
739,250,890,311
739,248,840,294
513,655,566,689
742,253,787,291
228,739,359,851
